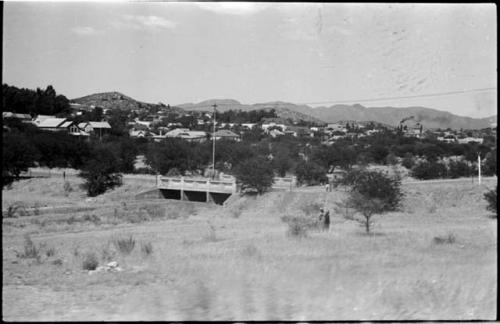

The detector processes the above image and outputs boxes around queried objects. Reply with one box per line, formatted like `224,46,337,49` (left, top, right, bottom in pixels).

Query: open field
2,175,497,320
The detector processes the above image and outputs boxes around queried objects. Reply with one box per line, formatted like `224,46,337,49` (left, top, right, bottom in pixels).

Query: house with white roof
213,129,240,141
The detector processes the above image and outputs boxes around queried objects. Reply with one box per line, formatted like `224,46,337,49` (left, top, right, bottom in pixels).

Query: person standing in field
323,209,330,231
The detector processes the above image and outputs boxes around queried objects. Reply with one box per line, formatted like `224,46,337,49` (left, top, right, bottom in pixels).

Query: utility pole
212,103,217,180
478,153,481,185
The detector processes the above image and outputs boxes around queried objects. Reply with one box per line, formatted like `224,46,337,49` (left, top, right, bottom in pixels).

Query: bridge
155,175,296,204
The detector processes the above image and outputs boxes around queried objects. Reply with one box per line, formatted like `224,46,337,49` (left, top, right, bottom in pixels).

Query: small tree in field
344,169,404,234
79,147,122,197
234,156,274,195
484,186,497,216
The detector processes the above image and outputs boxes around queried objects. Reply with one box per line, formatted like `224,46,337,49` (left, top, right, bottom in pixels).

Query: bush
234,156,274,195
63,181,73,196
112,236,136,255
281,214,318,238
295,160,327,186
448,160,472,179
344,169,404,233
82,252,99,270
79,147,123,197
433,233,456,244
484,186,497,215
411,160,447,180
16,234,41,260
141,242,153,256
401,153,415,169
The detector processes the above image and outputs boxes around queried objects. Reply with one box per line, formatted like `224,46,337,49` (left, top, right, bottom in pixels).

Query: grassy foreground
2,176,497,320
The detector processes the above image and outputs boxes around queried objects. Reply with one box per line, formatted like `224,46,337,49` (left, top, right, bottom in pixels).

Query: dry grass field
2,174,497,321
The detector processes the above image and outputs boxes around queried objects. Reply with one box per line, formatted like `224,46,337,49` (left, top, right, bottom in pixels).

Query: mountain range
71,92,496,130
177,99,496,129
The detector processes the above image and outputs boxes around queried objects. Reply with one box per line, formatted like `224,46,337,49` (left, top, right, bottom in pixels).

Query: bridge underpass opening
183,190,207,203
159,189,181,200
210,192,232,205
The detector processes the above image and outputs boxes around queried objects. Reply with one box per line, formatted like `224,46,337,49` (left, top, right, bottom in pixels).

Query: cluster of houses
436,131,485,144
4,109,494,145
2,112,111,138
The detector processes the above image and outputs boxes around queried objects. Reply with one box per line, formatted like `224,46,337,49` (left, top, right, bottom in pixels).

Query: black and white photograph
2,2,497,321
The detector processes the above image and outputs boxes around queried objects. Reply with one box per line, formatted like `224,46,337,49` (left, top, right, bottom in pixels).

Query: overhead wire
297,87,497,106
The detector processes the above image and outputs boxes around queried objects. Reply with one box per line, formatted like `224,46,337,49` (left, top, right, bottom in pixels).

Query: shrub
79,147,123,197
16,234,41,260
82,252,99,270
385,152,398,165
401,152,415,169
141,242,153,256
82,213,101,224
344,169,404,233
433,233,456,244
203,223,218,242
234,156,274,195
448,160,472,179
112,235,136,255
295,160,328,186
63,181,73,196
484,186,497,215
281,214,317,238
411,160,447,180
45,247,56,257
4,202,25,218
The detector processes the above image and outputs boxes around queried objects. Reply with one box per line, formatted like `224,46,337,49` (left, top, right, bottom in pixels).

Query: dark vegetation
340,169,404,233
2,84,497,195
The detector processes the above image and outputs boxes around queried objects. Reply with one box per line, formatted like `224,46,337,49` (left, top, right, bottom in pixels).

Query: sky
3,2,497,118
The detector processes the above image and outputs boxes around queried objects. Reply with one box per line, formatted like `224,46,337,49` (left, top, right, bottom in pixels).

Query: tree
410,160,447,180
484,186,497,216
145,138,193,175
344,169,404,233
234,156,274,195
3,132,40,187
79,147,122,197
294,160,327,186
483,149,497,176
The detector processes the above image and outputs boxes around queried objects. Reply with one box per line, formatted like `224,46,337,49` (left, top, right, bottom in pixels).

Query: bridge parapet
157,175,296,193
158,176,237,194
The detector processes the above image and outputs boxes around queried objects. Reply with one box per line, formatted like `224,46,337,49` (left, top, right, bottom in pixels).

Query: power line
298,87,497,106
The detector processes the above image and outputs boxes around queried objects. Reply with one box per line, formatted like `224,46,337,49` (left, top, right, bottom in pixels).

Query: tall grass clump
141,241,153,256
203,223,218,242
16,234,41,260
82,252,99,270
484,186,497,216
433,233,456,245
113,235,136,255
281,214,316,238
63,181,73,196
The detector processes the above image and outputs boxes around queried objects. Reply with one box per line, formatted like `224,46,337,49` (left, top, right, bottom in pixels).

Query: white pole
478,153,481,185
212,103,217,180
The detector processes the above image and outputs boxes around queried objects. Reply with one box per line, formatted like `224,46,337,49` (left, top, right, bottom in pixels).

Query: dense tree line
3,84,71,116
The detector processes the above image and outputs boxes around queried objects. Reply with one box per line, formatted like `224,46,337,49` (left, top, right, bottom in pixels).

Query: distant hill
178,99,324,124
178,99,496,129
305,104,497,130
72,92,496,129
71,91,183,113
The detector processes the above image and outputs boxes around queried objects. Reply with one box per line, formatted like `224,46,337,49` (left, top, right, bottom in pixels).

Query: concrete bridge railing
157,175,296,193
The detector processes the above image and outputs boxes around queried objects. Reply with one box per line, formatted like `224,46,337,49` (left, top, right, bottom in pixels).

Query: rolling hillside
71,92,183,113
178,99,496,129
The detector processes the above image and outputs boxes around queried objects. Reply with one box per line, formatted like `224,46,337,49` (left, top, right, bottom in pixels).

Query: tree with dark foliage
3,132,40,187
343,169,404,233
484,186,497,216
234,156,274,195
79,147,123,197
